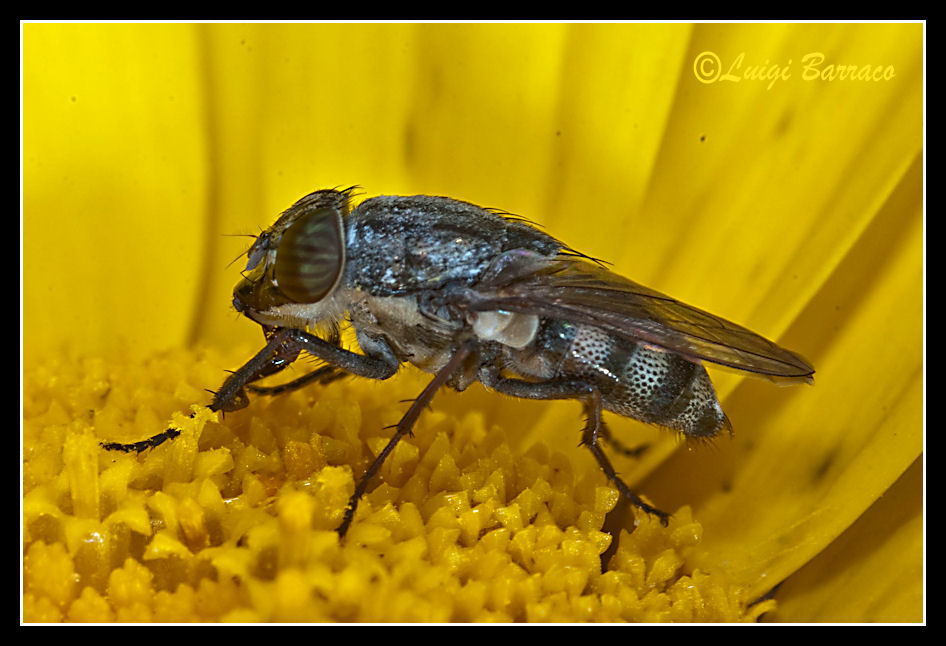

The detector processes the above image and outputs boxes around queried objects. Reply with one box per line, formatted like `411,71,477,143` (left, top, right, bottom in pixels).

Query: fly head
232,188,354,330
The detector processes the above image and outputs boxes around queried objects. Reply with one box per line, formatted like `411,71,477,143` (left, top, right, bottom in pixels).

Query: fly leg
336,343,474,538
102,328,399,454
248,327,348,397
478,370,670,526
247,365,347,397
580,390,670,526
101,329,302,453
598,421,650,459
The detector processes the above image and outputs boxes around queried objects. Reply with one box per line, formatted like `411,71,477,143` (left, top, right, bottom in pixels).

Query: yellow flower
23,22,923,623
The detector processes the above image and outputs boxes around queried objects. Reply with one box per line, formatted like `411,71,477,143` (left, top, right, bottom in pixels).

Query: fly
103,187,815,537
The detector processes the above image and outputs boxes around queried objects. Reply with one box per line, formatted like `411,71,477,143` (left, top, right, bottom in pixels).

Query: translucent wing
457,250,814,381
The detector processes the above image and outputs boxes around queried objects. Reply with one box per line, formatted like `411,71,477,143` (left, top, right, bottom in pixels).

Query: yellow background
23,23,924,622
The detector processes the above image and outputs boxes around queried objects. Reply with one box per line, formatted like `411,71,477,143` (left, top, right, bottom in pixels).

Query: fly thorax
350,292,461,373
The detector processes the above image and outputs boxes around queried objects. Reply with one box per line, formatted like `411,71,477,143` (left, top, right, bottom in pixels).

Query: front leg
208,329,304,414
278,327,399,381
247,365,347,397
101,328,400,453
101,330,299,452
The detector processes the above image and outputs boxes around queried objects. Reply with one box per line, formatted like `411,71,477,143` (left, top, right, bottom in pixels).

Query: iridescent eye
273,207,345,303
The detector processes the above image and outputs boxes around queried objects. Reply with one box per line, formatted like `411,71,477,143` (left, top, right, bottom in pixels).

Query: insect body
105,187,814,537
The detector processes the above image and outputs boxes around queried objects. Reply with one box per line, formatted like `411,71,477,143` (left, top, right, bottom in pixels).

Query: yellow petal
23,22,924,623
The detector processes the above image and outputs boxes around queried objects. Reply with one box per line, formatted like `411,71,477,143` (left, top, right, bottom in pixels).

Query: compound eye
273,207,345,303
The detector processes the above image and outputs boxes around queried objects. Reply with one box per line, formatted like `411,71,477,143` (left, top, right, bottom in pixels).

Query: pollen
23,347,772,622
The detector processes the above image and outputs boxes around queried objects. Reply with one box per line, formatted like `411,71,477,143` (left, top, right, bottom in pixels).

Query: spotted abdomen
557,324,729,438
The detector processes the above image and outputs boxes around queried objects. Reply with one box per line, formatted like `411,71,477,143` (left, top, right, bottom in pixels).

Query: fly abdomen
556,323,728,438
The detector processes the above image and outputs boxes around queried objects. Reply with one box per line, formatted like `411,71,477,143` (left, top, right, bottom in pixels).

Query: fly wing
460,251,814,381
